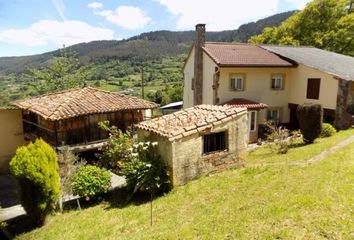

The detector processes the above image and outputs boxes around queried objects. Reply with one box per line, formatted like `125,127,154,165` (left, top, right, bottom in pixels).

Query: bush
98,121,134,172
123,142,170,195
296,103,323,143
72,165,111,201
264,122,291,154
9,139,60,226
320,123,336,138
58,147,86,198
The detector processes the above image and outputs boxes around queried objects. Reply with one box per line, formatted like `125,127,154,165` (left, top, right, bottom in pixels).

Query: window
307,78,321,99
230,74,244,91
203,131,227,154
267,109,279,123
271,74,284,90
248,111,257,132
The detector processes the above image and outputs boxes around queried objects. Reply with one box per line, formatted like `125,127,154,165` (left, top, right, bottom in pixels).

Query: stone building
136,104,248,186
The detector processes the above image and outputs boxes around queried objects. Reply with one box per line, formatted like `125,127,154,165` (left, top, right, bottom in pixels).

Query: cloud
0,20,115,47
52,0,66,21
155,0,281,30
93,6,151,30
284,0,311,9
88,2,103,9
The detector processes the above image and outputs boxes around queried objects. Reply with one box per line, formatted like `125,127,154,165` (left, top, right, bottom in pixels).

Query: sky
0,0,312,57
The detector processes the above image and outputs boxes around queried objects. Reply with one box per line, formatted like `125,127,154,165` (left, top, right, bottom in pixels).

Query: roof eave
218,64,295,68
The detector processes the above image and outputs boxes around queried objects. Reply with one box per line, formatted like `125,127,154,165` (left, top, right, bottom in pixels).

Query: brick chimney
194,24,205,105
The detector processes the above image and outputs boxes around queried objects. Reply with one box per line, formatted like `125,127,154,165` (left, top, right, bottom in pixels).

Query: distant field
16,129,354,240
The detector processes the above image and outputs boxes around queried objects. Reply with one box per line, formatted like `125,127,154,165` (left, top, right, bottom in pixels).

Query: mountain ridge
0,10,296,74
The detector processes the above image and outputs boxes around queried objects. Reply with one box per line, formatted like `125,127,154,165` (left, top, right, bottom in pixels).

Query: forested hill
0,11,295,74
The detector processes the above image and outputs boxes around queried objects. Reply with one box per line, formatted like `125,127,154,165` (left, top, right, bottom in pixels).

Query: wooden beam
22,119,55,133
54,121,58,150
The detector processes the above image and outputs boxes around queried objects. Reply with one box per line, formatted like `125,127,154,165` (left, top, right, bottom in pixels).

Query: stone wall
136,129,174,183
335,79,354,129
171,112,248,185
193,24,205,105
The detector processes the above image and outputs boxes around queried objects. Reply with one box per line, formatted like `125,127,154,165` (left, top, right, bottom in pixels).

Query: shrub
72,165,111,201
123,142,170,195
264,122,291,154
98,121,135,172
320,123,336,138
296,103,323,143
9,139,60,226
123,142,170,226
58,147,86,198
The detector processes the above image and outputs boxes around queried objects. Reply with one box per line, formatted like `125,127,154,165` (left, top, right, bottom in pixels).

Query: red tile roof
203,42,293,67
136,104,247,141
222,98,268,110
13,87,159,121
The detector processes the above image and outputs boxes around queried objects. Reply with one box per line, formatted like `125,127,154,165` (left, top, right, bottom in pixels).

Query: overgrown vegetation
264,121,300,154
250,0,354,56
58,147,86,199
297,103,323,143
72,165,111,201
123,141,170,225
9,139,60,226
98,121,135,172
320,123,337,138
124,142,170,195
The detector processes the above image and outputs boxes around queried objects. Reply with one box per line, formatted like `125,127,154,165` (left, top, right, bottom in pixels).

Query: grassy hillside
15,129,354,239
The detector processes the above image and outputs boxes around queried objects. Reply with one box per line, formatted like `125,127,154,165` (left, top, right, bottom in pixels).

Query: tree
249,0,354,56
26,47,88,94
0,89,10,106
9,139,60,226
297,103,323,144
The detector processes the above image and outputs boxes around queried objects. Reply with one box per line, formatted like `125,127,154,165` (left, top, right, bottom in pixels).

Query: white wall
288,64,338,109
183,47,195,108
218,67,292,122
202,52,217,105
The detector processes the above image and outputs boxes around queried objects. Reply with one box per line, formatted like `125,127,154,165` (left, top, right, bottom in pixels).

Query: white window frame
248,111,257,132
271,74,284,90
267,109,280,123
230,74,244,91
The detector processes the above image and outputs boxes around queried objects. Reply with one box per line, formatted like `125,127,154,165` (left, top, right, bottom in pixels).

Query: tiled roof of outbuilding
13,87,159,121
136,104,247,141
222,98,268,110
203,42,294,67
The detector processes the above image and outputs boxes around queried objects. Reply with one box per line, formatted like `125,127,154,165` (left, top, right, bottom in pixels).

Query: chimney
194,24,205,105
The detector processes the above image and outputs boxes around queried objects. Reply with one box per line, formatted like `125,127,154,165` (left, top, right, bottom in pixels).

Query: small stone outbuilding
136,104,248,186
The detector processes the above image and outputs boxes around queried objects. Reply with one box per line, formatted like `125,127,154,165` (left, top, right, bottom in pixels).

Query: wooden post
54,121,59,150
131,110,135,134
84,116,88,144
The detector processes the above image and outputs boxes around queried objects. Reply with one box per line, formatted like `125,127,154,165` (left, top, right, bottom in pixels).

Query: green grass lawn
247,129,354,165
16,130,354,240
